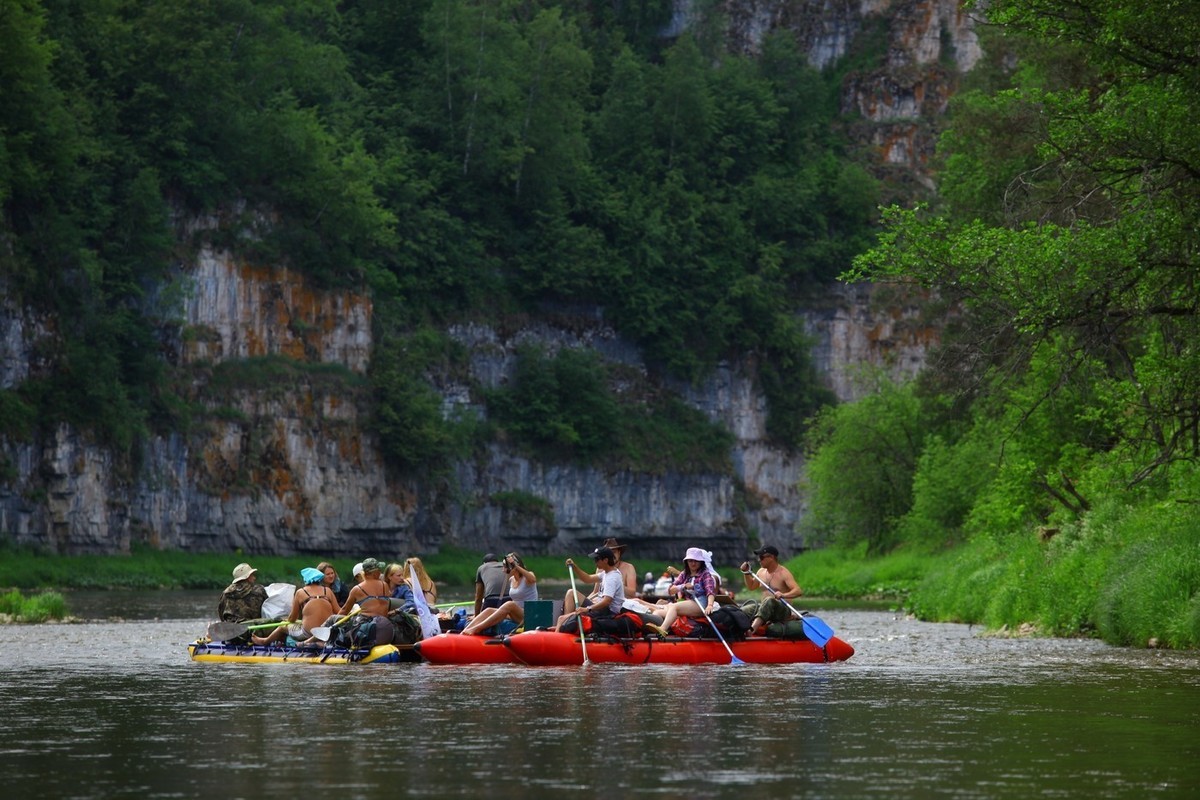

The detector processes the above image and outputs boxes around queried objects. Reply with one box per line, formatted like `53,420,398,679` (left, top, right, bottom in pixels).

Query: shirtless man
253,567,342,645
562,537,639,614
739,545,803,636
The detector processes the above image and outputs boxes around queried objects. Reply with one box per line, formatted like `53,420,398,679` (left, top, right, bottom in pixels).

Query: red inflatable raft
501,629,855,666
412,633,520,664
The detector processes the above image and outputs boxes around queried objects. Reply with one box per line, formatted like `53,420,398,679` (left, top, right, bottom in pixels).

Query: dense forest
0,0,878,478
803,0,1200,647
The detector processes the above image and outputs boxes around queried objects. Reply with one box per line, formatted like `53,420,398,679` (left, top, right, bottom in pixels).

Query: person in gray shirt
474,553,509,615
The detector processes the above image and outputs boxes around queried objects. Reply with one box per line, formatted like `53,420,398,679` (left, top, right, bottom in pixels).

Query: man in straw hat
217,562,268,623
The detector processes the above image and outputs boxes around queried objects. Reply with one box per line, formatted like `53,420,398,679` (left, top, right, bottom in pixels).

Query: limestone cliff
0,255,936,560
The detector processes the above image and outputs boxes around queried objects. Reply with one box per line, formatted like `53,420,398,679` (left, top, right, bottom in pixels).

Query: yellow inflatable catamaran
187,639,404,665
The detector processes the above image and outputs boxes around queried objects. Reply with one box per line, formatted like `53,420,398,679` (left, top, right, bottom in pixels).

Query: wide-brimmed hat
232,563,257,583
601,537,628,551
361,557,383,573
683,547,709,563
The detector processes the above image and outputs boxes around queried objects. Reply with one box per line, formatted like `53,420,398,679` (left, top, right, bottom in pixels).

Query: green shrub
0,589,68,622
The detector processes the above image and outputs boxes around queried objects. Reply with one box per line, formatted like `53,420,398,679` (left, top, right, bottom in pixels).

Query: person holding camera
459,553,538,636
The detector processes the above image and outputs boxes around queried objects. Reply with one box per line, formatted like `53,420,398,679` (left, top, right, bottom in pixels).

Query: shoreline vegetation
4,541,1193,651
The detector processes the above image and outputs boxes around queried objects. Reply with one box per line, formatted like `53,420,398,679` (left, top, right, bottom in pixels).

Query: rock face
0,2,967,559
686,0,981,187
0,258,935,560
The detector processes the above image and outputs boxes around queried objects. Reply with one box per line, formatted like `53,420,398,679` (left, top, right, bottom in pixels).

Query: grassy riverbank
0,544,578,593
4,533,1195,649
789,520,1200,650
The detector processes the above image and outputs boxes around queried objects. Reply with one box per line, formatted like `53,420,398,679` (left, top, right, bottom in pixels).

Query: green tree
801,377,928,553
850,0,1200,486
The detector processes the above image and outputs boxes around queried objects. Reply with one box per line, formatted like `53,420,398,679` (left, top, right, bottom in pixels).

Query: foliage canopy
1,0,874,471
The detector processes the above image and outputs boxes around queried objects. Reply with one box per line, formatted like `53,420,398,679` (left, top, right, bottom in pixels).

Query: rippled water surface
1,594,1197,798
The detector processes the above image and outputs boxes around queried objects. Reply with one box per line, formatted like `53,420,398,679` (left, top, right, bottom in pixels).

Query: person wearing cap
554,546,626,633
351,562,365,584
474,553,508,616
645,547,719,637
561,537,640,616
739,545,802,636
340,558,392,619
217,562,269,623
460,553,538,636
253,567,343,645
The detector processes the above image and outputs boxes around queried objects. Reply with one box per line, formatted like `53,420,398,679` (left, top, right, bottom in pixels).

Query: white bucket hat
232,563,257,583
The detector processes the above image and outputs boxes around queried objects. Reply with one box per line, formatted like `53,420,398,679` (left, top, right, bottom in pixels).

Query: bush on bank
906,487,1200,649
0,589,68,622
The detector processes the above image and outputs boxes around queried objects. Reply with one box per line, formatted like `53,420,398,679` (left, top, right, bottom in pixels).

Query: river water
1,592,1197,799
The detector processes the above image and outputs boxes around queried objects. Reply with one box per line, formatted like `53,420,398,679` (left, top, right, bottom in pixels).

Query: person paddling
553,546,625,632
739,545,803,636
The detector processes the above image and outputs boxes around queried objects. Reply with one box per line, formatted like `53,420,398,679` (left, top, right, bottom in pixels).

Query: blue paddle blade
801,613,834,647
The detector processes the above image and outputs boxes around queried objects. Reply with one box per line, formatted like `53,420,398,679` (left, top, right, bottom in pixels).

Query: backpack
388,611,421,645
709,606,752,640
559,614,593,635
669,616,706,638
590,610,643,637
333,614,379,649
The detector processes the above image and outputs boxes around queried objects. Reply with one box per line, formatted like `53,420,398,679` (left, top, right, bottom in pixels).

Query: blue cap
301,567,324,585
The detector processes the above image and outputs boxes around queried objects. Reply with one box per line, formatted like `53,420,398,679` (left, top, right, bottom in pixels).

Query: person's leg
462,607,499,635
252,625,287,645
562,588,584,614
649,600,695,635
553,612,572,632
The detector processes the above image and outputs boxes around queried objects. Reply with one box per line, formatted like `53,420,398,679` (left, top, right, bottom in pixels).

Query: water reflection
2,606,1198,798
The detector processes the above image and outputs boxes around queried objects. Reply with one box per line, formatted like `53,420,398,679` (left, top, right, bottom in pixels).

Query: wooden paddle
567,560,589,665
206,619,288,643
740,569,834,646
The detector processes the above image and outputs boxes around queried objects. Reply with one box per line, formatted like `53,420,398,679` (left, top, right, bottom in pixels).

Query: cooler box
522,599,554,630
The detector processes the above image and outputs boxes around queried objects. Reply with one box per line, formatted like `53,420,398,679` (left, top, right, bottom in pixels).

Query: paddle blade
310,626,333,642
801,613,834,647
207,621,248,642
